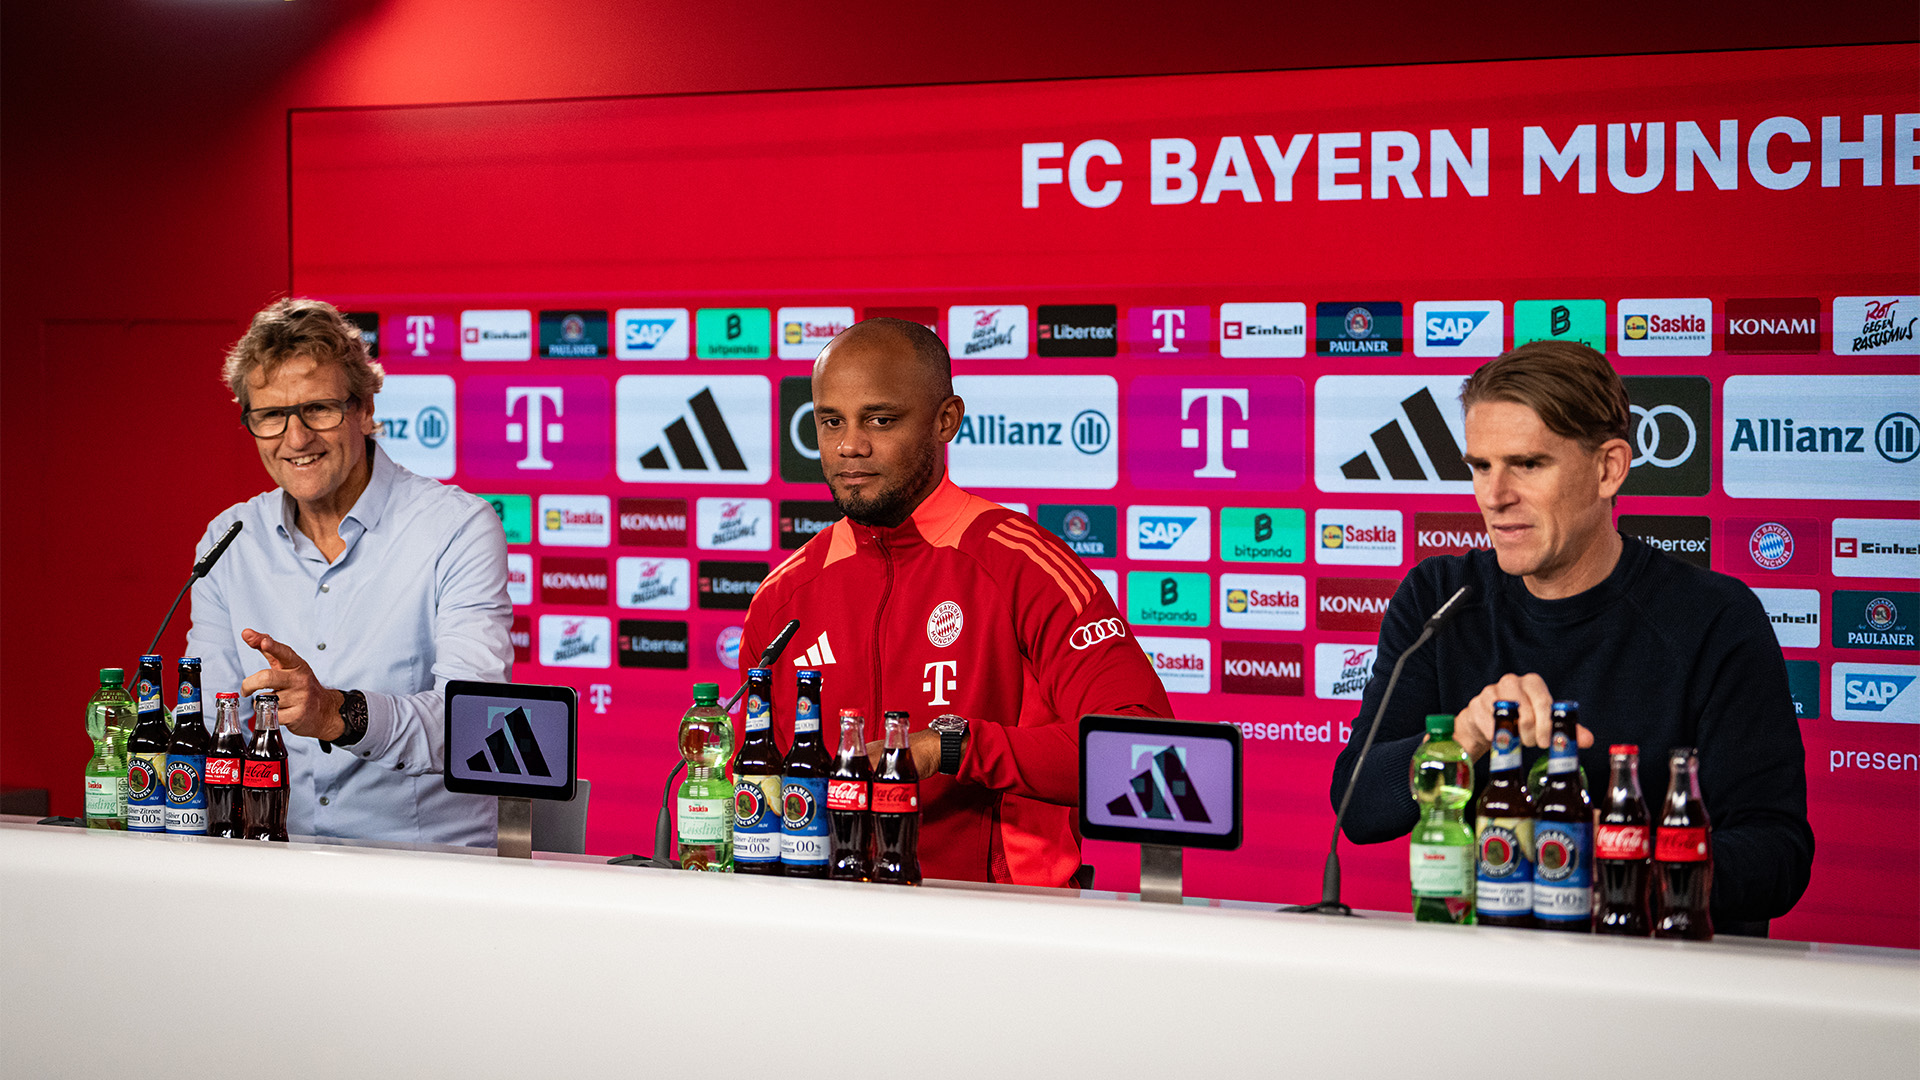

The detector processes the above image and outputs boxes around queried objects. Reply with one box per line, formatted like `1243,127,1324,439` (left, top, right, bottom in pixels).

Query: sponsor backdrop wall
289,45,1918,946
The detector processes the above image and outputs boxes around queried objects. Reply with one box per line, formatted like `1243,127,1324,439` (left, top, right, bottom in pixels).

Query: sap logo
615,308,691,359
1845,673,1914,710
1137,517,1195,549
1425,311,1486,345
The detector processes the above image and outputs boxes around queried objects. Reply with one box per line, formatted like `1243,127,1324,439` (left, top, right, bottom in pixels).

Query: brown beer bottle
1472,701,1535,928
778,670,831,878
1654,747,1714,941
871,711,922,886
827,709,874,882
1594,744,1653,936
241,693,289,842
1531,701,1593,932
731,667,784,875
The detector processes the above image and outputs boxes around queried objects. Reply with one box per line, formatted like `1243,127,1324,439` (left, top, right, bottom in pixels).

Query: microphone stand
129,521,243,691
1282,585,1473,917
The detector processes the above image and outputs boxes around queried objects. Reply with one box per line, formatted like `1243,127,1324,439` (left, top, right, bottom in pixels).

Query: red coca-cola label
242,759,283,789
204,756,244,786
872,781,919,813
1595,824,1650,860
1655,826,1710,862
826,779,869,812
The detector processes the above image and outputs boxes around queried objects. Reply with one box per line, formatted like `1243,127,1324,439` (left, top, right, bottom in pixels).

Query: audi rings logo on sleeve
1630,404,1696,468
1069,617,1127,650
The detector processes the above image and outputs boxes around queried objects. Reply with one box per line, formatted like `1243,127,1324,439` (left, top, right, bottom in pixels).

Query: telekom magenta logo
1126,375,1304,489
461,375,610,480
1125,305,1212,358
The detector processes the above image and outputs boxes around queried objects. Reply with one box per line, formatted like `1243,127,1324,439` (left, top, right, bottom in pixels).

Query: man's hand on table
240,628,346,742
1453,672,1592,761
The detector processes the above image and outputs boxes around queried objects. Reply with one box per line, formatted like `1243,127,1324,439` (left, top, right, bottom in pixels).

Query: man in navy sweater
1329,342,1813,934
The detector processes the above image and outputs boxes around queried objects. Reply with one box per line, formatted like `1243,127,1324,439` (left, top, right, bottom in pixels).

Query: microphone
1282,584,1474,917
134,522,244,684
647,619,802,869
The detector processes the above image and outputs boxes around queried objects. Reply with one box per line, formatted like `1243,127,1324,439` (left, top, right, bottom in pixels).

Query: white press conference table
2,818,1914,1079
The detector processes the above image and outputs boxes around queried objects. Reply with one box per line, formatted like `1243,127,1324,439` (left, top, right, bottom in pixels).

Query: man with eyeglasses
185,298,512,846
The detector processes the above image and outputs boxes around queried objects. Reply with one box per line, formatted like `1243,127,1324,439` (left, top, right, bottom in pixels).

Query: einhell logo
1317,577,1397,632
697,560,768,611
1415,512,1491,560
1221,641,1304,696
539,557,609,606
618,498,688,547
1725,298,1819,354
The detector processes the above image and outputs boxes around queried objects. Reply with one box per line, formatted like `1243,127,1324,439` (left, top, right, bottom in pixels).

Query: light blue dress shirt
187,441,513,846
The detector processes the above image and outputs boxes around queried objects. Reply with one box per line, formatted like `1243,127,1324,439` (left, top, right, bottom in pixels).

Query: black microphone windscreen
192,521,244,579
758,619,802,668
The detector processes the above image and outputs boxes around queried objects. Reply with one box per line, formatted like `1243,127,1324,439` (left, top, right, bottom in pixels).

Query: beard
828,440,942,528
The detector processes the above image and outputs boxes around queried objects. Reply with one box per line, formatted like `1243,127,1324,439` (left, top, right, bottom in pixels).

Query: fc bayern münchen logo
1749,522,1795,570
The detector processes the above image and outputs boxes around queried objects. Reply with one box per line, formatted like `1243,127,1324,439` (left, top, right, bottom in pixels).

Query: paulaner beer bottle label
1474,817,1535,915
780,779,830,865
127,753,168,832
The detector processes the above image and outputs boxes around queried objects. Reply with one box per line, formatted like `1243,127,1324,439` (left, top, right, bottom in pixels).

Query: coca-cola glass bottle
241,693,289,842
1594,744,1652,936
828,709,874,882
1654,747,1713,941
205,692,250,838
871,712,922,885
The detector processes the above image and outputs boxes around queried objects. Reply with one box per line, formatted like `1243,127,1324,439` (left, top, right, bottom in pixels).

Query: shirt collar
275,438,394,540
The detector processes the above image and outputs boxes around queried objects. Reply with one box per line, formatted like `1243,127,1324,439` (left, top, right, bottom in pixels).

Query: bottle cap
691,682,719,705
839,708,863,719
140,654,163,664
178,657,201,667
884,710,910,721
100,667,124,683
1552,699,1579,711
215,692,240,701
747,667,771,679
1424,714,1455,734
1610,743,1638,755
1492,699,1519,711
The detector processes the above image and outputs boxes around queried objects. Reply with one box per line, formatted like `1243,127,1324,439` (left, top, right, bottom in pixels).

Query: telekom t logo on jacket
1125,375,1305,488
461,375,610,480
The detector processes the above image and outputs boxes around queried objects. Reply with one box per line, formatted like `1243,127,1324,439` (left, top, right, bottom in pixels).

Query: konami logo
539,557,610,606
618,497,688,547
1221,641,1304,696
1316,577,1398,632
1414,511,1491,560
509,615,531,664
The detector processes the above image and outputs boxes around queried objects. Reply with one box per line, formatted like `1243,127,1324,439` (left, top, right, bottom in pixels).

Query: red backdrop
289,46,1918,946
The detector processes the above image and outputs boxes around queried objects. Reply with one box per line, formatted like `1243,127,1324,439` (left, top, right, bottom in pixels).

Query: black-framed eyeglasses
242,396,359,438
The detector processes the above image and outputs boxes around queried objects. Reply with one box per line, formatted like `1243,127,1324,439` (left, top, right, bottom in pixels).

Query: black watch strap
938,727,964,775
330,689,369,749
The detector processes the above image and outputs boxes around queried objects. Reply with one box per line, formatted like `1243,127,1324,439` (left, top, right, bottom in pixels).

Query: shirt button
317,643,326,650
398,761,407,769
320,584,330,593
319,796,330,806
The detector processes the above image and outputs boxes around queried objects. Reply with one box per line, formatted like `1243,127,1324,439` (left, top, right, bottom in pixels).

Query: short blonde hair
222,298,384,410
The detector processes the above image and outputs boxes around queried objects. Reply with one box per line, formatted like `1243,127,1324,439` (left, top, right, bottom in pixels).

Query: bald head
810,317,965,528
814,317,953,405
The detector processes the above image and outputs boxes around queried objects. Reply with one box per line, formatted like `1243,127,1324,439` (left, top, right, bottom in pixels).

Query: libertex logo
461,376,610,481
1125,377,1305,489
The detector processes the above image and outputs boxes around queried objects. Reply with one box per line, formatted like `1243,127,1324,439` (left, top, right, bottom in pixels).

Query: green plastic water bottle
1409,713,1476,924
676,683,735,871
84,668,133,829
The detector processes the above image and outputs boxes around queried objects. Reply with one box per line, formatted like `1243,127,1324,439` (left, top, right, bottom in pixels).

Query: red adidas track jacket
740,476,1172,886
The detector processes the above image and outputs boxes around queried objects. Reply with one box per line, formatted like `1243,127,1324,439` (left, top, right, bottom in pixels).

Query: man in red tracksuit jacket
741,318,1172,887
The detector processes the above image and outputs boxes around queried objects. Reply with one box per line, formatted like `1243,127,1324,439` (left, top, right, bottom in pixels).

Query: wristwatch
325,689,369,752
929,714,968,775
